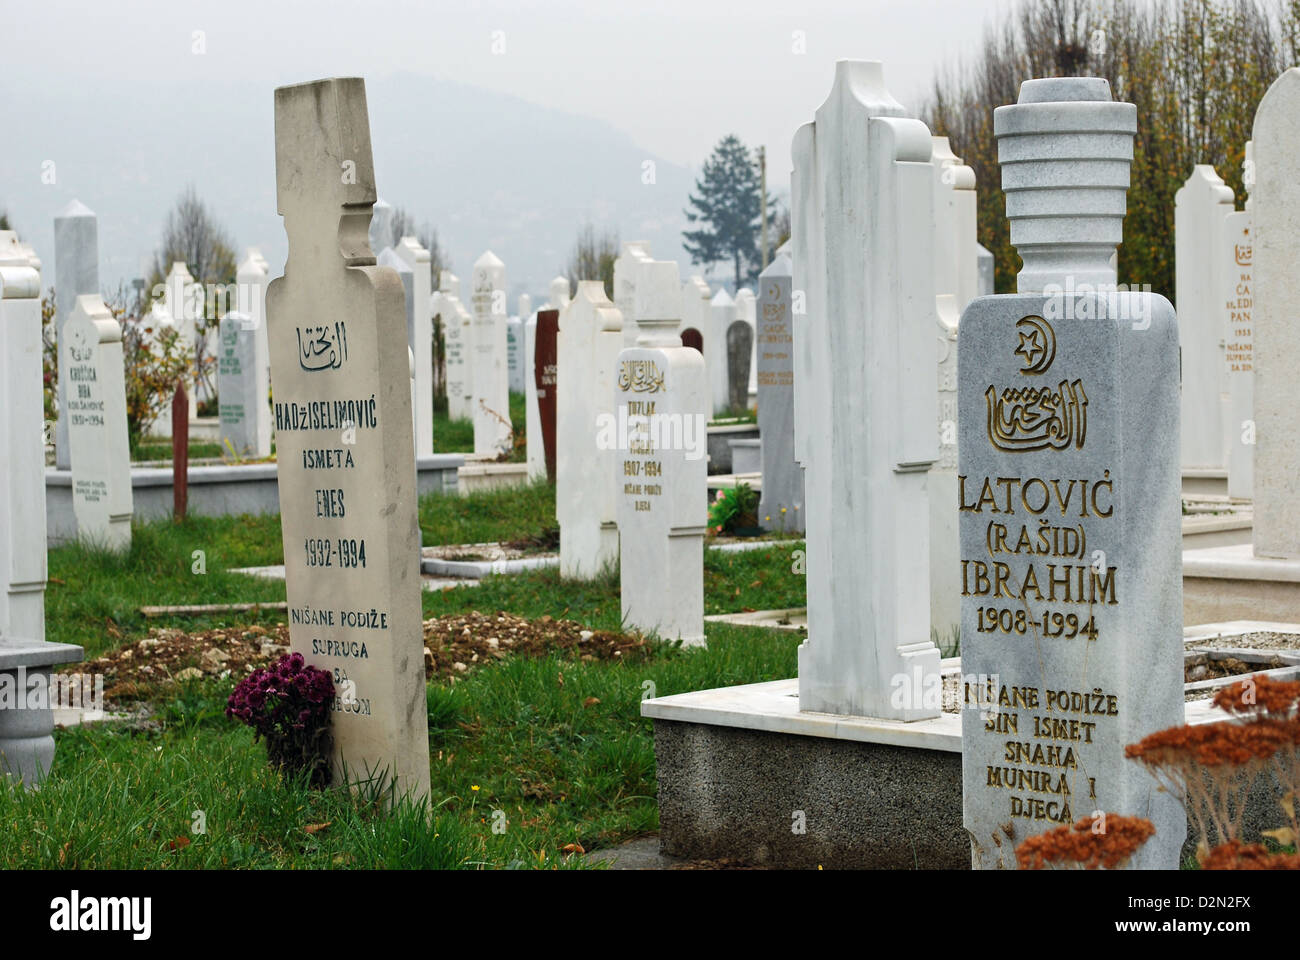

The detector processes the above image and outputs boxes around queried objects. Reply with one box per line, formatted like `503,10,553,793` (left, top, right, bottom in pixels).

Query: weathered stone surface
218,310,272,459
725,320,752,412
267,77,429,802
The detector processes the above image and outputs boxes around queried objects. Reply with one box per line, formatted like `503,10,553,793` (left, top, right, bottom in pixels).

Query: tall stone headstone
792,61,940,720
527,277,570,477
507,293,531,394
549,275,571,311
959,77,1184,869
734,287,758,402
976,243,995,297
1222,189,1253,500
0,231,49,643
931,136,979,311
471,251,511,456
63,294,133,551
54,199,99,470
436,272,474,421
218,310,272,459
557,282,624,578
236,247,271,412
1175,165,1235,473
393,236,435,458
615,259,706,645
725,320,752,411
614,242,651,347
756,253,803,532
534,310,559,482
267,77,430,802
1251,68,1300,558
708,288,734,414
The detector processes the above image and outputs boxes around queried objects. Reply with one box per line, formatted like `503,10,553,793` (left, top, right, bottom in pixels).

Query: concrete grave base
1182,468,1228,498
0,639,85,787
1183,543,1300,623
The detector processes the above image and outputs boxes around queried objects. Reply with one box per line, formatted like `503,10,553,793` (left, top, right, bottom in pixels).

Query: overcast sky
10,0,1009,172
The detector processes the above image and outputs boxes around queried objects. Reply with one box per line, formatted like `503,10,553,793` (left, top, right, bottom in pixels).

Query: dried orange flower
1201,840,1300,871
1016,814,1155,870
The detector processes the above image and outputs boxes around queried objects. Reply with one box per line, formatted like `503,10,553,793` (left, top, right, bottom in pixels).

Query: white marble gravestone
218,310,272,459
1175,166,1235,473
614,242,651,347
931,136,979,311
791,61,940,720
976,243,995,296
54,199,99,470
506,316,523,394
394,236,435,458
557,282,624,577
267,77,430,803
368,197,393,255
436,272,474,421
755,252,803,532
1251,69,1300,557
959,77,1184,870
64,294,133,551
1222,195,1253,500
235,247,271,409
708,288,734,415
615,259,707,645
471,251,511,456
0,231,50,643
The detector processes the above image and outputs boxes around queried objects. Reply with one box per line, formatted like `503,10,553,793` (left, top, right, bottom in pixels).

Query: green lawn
20,490,808,868
434,391,527,463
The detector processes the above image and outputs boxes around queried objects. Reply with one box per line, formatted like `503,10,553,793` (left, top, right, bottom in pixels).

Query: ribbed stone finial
994,77,1136,294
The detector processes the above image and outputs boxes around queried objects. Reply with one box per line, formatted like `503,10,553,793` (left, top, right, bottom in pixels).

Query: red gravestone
681,327,703,353
535,309,559,483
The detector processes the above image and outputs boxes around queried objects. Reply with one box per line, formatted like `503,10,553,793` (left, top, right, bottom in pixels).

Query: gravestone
1175,165,1235,473
681,327,703,352
615,259,706,645
527,277,570,478
534,310,558,482
53,199,99,470
976,243,995,297
756,252,803,532
708,288,734,414
506,316,523,394
1222,193,1253,500
63,294,133,550
549,275,571,310
0,231,51,643
734,287,757,402
725,320,752,411
791,61,940,720
436,272,474,421
393,236,435,458
959,77,1184,870
235,247,271,422
218,310,272,458
931,137,979,311
471,251,511,456
614,242,651,347
1250,68,1300,558
267,77,430,803
932,296,961,641
557,282,623,578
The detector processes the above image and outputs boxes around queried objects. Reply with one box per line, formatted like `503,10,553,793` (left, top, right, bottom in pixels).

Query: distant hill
0,70,699,305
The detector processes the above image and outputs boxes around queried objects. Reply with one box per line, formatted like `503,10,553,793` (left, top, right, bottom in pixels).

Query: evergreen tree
683,135,772,288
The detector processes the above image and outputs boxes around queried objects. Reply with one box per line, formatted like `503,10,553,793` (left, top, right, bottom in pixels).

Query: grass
434,391,527,464
26,481,811,868
131,441,224,462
